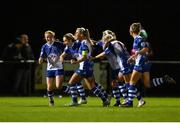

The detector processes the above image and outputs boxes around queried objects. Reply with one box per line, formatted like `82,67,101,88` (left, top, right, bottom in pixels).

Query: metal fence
0,60,179,96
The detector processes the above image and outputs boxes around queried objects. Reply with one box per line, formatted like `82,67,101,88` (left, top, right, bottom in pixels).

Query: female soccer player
60,33,87,104
39,30,65,106
60,28,110,106
129,27,176,107
122,22,149,107
137,28,176,89
91,30,132,106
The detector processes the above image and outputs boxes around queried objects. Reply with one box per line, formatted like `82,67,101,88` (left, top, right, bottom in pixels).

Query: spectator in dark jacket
1,34,35,96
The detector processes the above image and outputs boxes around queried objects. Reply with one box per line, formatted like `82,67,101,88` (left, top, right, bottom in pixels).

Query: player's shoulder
80,40,89,47
111,40,123,45
81,39,87,44
41,43,48,49
136,35,142,40
96,41,104,47
64,45,70,50
134,35,143,43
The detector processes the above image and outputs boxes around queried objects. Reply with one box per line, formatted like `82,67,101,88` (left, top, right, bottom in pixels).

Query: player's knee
111,81,118,88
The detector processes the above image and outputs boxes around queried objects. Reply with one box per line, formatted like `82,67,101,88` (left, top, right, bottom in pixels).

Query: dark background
0,0,179,96
0,0,179,59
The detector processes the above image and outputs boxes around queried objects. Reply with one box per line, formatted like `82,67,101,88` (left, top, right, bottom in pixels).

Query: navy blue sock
95,82,108,98
151,77,164,87
91,86,107,102
136,91,142,101
112,87,120,104
62,85,70,94
118,83,128,100
47,90,54,102
76,82,86,100
128,84,137,105
125,83,130,89
69,84,78,103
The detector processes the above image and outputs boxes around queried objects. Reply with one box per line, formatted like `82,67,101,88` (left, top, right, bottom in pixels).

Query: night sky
0,0,180,60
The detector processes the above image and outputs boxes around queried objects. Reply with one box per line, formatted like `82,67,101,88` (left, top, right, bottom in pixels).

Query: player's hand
90,56,96,61
38,57,44,64
127,56,135,64
59,56,64,62
70,59,77,64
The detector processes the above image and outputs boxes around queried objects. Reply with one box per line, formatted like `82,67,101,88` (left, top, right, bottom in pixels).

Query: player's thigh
84,77,95,89
123,73,131,83
69,72,82,85
111,79,119,88
84,78,91,89
117,72,124,81
142,72,150,88
130,70,142,84
55,75,64,88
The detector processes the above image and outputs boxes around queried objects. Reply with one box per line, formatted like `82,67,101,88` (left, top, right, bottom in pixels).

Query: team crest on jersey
49,53,58,62
141,42,146,47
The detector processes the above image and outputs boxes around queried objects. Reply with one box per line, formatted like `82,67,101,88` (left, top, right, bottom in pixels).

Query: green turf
0,96,180,122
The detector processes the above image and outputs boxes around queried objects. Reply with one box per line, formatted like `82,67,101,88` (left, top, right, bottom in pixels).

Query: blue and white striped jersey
133,35,148,66
95,40,119,70
133,35,147,52
104,40,130,71
64,40,93,70
40,41,65,70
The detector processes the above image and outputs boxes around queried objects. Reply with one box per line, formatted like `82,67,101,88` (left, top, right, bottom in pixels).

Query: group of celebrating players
39,22,176,107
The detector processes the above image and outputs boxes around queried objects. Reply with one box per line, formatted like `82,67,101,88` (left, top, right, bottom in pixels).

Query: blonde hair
102,30,116,41
44,30,55,36
130,23,142,34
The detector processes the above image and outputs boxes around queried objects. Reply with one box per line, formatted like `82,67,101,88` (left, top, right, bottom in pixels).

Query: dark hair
16,34,28,43
77,27,89,37
130,22,142,34
63,33,75,42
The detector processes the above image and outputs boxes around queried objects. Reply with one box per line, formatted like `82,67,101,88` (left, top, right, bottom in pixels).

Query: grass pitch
0,96,180,122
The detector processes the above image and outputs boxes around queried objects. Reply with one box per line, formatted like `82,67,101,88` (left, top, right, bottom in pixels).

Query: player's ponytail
77,27,88,37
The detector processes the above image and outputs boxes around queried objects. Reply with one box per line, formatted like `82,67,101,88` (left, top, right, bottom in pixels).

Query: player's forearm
76,56,87,63
60,52,67,62
136,48,149,55
95,52,106,59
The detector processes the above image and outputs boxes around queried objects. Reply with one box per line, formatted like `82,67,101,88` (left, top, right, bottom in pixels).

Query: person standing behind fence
1,34,34,96
39,30,65,106
18,34,35,95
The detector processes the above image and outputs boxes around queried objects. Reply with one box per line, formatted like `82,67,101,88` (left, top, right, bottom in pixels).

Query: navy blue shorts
134,62,151,73
143,62,152,72
120,64,133,75
46,69,64,77
75,69,93,78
